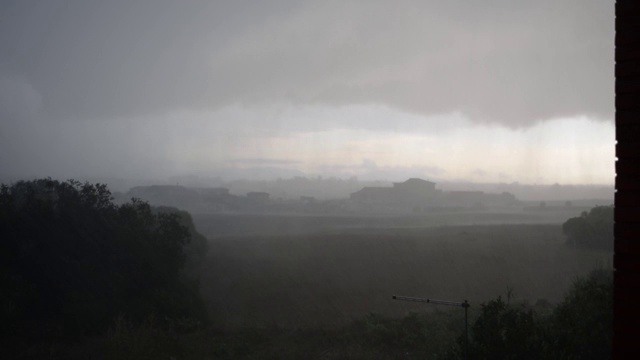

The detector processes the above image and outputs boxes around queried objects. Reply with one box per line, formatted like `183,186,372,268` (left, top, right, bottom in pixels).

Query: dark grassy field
194,214,611,330
192,206,591,237
25,213,611,360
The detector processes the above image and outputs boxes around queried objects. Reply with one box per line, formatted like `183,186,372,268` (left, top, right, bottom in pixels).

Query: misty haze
0,1,614,359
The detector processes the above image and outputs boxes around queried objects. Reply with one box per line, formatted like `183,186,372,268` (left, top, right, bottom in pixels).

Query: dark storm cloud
0,0,288,120
0,0,612,129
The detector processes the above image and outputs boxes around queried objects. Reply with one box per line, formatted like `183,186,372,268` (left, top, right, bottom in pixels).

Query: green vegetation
0,179,207,357
562,205,613,250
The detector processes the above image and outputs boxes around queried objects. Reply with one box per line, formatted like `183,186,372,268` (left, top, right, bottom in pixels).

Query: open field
192,206,593,238
195,217,611,330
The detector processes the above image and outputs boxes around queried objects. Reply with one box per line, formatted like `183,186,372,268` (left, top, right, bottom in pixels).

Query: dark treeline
0,179,208,357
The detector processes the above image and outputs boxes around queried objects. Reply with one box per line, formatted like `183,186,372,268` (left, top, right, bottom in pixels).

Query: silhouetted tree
467,297,540,360
562,205,613,250
455,269,612,360
543,269,612,359
0,179,207,344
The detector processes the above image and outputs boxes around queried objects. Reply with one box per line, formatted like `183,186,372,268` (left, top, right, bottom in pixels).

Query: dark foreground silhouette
0,179,611,359
0,179,208,357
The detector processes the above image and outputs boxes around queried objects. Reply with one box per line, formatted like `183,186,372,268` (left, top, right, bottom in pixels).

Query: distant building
393,178,436,192
350,178,440,204
392,178,438,203
197,187,230,202
300,196,316,204
445,191,485,207
247,191,270,202
201,187,230,197
349,178,519,210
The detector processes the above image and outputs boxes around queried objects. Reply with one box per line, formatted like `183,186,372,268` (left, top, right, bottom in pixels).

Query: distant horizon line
0,174,615,188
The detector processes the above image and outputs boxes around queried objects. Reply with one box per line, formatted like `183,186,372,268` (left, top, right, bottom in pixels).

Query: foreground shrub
543,268,612,359
348,310,463,359
467,297,540,360
455,269,612,360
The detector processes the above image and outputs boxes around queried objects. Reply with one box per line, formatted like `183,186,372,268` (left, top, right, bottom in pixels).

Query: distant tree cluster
562,205,613,250
0,179,208,345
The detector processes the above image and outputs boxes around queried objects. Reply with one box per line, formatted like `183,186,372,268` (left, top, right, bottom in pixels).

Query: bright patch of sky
151,105,613,185
0,101,613,185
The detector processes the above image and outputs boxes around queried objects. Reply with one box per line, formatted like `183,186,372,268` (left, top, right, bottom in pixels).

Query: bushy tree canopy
463,296,540,360
544,269,612,360
460,269,612,360
0,179,207,341
562,205,613,250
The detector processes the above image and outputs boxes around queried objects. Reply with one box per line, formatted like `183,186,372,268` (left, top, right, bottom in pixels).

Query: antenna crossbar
392,295,470,360
392,295,468,307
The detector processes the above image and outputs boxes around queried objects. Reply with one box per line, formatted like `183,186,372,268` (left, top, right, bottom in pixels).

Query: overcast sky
0,0,614,185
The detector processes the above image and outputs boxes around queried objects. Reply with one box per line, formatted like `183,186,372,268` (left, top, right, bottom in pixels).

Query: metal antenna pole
392,295,471,360
463,299,469,360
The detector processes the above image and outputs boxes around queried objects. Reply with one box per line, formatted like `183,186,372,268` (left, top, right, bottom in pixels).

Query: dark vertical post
615,1,640,357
